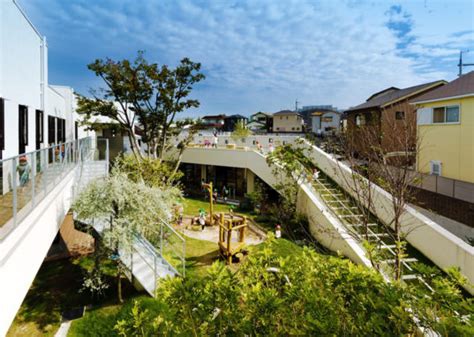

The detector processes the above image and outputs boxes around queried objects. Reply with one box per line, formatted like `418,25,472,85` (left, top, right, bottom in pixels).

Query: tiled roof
346,80,446,112
411,71,474,103
274,110,301,116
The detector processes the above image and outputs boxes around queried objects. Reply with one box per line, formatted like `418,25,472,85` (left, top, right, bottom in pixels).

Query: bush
111,238,474,336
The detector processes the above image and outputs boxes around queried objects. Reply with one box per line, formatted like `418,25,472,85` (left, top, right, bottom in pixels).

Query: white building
0,0,92,161
310,110,342,135
0,2,104,334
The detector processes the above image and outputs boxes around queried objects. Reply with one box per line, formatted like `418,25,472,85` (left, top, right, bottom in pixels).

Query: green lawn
181,197,237,216
7,256,140,337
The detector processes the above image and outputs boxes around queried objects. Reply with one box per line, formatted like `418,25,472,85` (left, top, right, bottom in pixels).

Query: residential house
410,71,474,222
201,114,226,131
248,111,272,132
272,110,304,133
344,80,446,157
311,109,342,135
223,114,248,132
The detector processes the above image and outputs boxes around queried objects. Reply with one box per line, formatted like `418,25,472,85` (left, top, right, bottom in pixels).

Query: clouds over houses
20,0,474,115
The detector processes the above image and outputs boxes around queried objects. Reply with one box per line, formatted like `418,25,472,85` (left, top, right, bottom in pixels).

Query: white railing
0,137,108,239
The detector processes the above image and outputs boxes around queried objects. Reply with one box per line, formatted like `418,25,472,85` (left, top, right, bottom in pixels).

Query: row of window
0,97,69,154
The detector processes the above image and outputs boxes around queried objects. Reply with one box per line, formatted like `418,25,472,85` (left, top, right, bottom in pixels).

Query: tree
77,51,205,163
231,120,251,141
73,170,181,302
113,238,473,336
335,111,421,280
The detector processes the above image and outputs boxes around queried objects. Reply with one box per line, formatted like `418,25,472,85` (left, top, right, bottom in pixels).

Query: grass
181,197,237,216
7,256,141,337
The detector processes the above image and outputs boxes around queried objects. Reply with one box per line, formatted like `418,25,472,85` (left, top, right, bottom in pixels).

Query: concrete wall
0,159,107,336
180,146,372,269
297,139,474,293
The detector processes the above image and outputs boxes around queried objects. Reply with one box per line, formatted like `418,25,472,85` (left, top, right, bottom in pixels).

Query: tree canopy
77,52,205,161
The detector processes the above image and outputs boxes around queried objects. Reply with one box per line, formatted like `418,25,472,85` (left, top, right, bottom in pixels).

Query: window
355,114,366,126
430,160,442,176
432,106,460,124
36,110,43,144
75,121,78,140
322,116,333,122
0,98,4,151
286,116,288,120
56,118,66,143
395,111,405,120
19,105,28,147
48,115,55,144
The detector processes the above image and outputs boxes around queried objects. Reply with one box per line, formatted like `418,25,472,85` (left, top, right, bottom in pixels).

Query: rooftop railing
0,137,108,239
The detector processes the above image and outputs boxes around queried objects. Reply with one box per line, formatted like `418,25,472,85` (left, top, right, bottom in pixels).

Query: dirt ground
178,216,265,245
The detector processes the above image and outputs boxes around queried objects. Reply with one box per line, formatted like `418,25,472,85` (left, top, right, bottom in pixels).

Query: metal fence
0,137,108,239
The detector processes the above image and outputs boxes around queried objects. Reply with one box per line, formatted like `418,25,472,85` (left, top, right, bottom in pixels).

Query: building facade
272,110,304,133
344,80,446,156
310,110,342,135
413,71,474,193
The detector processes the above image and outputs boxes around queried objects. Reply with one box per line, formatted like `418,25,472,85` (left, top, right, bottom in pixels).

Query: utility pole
295,99,299,111
458,50,474,76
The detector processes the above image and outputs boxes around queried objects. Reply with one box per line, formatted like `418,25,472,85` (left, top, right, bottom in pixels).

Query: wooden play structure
217,213,247,264
201,181,214,226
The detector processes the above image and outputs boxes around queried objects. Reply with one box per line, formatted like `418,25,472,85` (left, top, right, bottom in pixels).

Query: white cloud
19,0,474,115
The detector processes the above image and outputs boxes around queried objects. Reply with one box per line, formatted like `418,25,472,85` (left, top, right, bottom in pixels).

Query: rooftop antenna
458,50,474,76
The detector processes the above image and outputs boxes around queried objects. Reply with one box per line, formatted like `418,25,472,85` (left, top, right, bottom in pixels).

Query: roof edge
381,80,447,108
410,93,474,105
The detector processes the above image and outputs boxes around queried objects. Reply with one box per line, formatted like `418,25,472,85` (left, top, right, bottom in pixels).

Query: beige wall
273,114,304,132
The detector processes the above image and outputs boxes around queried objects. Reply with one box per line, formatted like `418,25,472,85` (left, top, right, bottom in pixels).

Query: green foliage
110,238,473,336
77,51,205,160
231,120,251,141
73,172,181,249
113,154,183,188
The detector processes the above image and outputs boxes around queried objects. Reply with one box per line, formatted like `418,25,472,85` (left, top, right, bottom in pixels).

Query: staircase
88,218,184,297
310,172,435,290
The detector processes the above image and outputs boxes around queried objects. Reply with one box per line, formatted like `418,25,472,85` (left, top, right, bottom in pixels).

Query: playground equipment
201,181,214,226
217,213,247,264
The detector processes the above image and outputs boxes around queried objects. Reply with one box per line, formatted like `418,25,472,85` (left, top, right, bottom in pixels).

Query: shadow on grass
9,257,141,336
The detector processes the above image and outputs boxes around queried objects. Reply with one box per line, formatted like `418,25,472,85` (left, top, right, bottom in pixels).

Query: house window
48,115,55,144
0,98,4,151
430,160,442,176
36,110,44,144
355,114,366,126
395,111,405,120
75,121,78,140
433,106,460,123
19,105,28,147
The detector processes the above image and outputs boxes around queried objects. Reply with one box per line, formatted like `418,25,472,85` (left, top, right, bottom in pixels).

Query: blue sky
20,0,474,117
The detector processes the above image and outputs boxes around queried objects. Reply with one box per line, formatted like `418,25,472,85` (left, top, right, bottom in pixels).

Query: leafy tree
113,238,474,336
231,120,251,141
77,51,205,164
73,171,181,302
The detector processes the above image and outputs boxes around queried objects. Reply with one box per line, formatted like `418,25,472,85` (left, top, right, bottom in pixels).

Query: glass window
395,111,405,120
0,98,4,151
433,107,445,123
356,114,365,126
446,106,459,123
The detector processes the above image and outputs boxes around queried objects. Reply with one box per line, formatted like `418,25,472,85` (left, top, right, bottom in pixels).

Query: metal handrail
0,137,91,164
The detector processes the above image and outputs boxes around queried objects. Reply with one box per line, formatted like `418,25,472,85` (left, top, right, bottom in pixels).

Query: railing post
182,240,186,277
154,254,157,297
105,139,109,173
31,153,36,207
12,158,17,226
160,222,164,258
